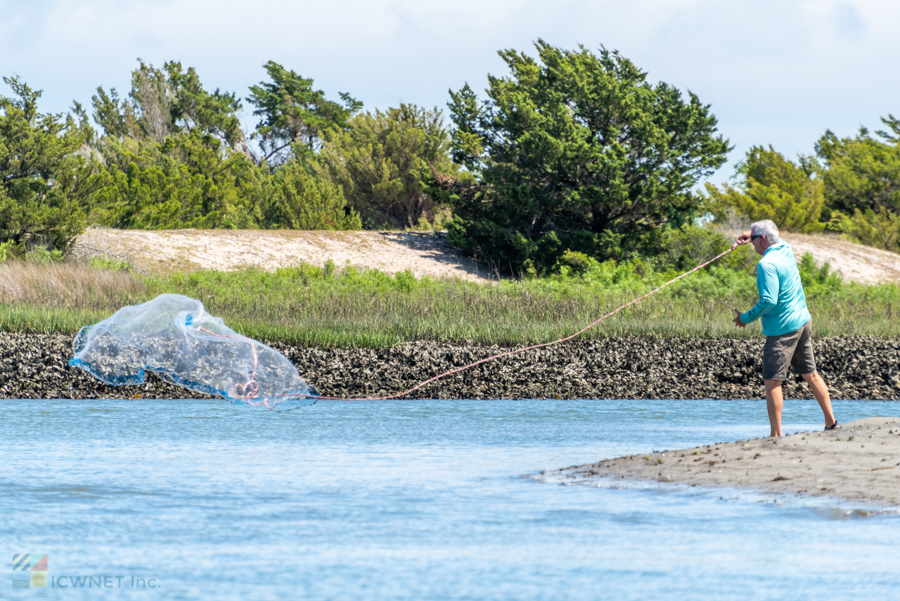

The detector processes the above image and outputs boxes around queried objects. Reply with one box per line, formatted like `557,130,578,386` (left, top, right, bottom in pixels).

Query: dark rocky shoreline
1,333,899,401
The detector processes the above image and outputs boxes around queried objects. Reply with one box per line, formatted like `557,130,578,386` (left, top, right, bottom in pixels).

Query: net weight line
270,244,739,406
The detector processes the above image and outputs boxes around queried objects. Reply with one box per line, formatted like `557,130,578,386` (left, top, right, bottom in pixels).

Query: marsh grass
0,259,898,346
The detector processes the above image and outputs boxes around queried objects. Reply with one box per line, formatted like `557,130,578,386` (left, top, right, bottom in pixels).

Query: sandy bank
71,227,900,286
539,417,900,507
71,227,494,282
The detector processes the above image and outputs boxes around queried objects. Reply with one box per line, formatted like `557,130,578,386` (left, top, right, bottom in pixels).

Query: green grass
0,256,898,347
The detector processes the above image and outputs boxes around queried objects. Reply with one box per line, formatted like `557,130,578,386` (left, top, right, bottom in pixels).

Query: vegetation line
0,257,897,348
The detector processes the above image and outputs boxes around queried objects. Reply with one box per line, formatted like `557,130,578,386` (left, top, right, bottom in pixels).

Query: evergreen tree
433,41,729,273
89,133,260,230
258,161,361,230
815,116,900,218
704,146,825,234
247,61,362,166
318,104,461,228
0,77,99,251
92,60,253,159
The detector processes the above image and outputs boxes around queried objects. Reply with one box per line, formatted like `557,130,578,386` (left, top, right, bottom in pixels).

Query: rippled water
3,398,899,600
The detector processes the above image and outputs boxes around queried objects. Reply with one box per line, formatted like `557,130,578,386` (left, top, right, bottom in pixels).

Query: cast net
69,294,315,408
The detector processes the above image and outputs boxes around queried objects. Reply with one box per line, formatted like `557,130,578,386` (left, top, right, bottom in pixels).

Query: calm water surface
2,398,899,600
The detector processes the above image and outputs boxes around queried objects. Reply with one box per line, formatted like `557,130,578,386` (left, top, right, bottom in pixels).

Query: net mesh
69,294,314,407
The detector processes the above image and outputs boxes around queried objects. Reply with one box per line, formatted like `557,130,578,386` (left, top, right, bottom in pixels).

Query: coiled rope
261,243,739,408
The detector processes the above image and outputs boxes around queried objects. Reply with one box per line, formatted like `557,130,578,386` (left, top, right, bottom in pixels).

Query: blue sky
1,0,897,183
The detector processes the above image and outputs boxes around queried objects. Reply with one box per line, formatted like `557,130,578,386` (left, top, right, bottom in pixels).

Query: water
2,398,899,600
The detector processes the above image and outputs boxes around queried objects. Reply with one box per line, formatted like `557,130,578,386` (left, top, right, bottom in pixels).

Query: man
733,220,840,437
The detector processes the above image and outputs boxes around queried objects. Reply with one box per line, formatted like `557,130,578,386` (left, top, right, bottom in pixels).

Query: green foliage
0,240,14,262
93,60,251,157
89,255,133,272
435,41,729,273
555,250,600,276
318,104,462,228
816,116,900,217
25,246,63,265
83,60,369,232
704,146,825,233
258,161,361,230
797,253,843,299
3,250,900,345
247,61,362,165
88,134,255,229
0,76,98,252
658,224,732,271
835,207,900,252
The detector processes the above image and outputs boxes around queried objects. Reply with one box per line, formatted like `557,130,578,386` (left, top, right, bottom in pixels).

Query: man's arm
736,230,752,245
740,262,780,324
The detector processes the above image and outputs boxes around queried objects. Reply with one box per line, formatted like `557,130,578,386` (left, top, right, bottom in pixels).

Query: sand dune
70,227,900,286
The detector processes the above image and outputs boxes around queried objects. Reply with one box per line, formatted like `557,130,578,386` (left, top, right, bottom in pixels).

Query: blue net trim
68,357,240,403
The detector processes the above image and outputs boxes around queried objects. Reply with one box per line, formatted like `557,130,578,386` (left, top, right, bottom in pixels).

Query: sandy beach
538,417,900,507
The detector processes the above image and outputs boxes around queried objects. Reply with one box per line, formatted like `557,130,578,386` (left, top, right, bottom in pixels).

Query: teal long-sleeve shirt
739,240,811,336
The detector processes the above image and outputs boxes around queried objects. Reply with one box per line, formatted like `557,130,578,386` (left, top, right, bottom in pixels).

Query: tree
704,146,825,234
165,62,254,160
317,104,462,228
92,60,253,160
837,207,900,252
88,134,256,230
0,77,98,251
247,61,362,166
257,161,361,230
815,116,900,218
432,41,729,273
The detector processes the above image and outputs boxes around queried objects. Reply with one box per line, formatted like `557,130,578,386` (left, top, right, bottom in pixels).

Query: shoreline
536,417,900,508
1,333,899,400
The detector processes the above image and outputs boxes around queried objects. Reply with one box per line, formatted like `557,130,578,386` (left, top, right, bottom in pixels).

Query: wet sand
540,417,900,507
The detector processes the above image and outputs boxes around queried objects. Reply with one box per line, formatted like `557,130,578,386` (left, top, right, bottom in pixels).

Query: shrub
835,207,900,253
704,146,825,233
261,161,361,230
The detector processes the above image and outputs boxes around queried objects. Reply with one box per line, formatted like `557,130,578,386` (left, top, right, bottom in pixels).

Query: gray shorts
762,320,817,381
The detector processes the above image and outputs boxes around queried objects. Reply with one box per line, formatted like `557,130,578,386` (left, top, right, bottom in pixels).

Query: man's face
750,234,767,256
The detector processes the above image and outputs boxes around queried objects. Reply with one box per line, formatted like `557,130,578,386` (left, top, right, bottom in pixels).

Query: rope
271,243,740,406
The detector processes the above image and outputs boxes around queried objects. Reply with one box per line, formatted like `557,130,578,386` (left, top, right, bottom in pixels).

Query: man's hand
732,308,746,328
736,230,752,245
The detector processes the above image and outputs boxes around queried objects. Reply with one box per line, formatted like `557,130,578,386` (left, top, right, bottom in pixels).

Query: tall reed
0,260,897,346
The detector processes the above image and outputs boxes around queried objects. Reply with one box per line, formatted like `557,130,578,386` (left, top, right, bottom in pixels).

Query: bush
317,104,460,229
658,225,731,271
835,207,900,253
260,161,361,230
25,247,63,265
797,252,843,298
704,146,825,234
90,135,254,229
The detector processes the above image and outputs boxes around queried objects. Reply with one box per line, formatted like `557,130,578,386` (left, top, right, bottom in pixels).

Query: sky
1,0,898,183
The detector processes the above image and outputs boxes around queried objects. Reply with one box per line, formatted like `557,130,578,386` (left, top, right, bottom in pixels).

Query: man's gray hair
750,220,779,244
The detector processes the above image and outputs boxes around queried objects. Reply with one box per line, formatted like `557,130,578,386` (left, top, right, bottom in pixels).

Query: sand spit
539,417,900,507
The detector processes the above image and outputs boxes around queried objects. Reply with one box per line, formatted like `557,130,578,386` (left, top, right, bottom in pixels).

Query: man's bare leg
764,379,784,437
801,371,837,429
